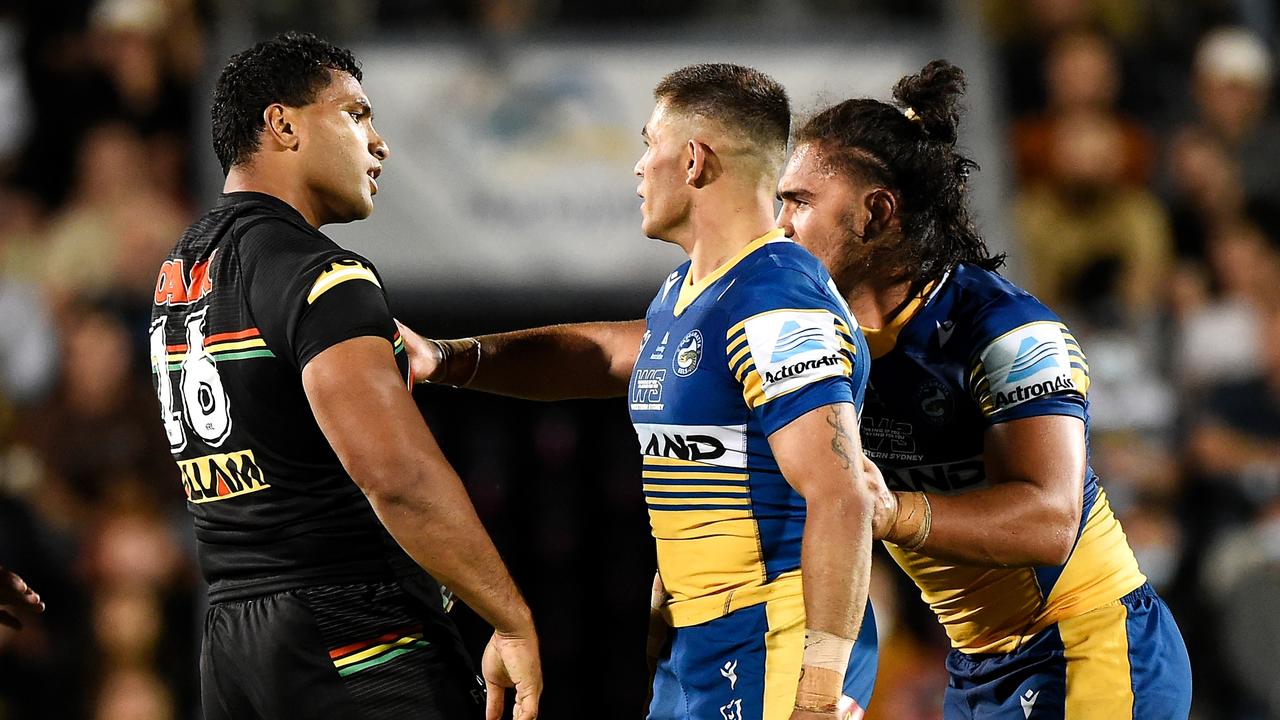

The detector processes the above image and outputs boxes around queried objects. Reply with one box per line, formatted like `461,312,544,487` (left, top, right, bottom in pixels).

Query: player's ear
862,188,897,241
263,103,301,152
686,139,720,188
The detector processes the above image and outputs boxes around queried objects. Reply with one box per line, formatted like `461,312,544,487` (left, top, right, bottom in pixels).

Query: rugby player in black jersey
149,33,539,720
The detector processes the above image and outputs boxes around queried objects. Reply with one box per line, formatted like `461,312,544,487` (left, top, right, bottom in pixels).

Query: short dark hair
211,32,362,174
654,63,790,163
795,60,1003,289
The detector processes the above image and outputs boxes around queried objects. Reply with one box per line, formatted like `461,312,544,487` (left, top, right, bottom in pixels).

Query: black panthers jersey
149,192,418,602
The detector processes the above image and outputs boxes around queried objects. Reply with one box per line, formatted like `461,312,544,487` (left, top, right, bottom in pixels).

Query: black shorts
200,579,484,720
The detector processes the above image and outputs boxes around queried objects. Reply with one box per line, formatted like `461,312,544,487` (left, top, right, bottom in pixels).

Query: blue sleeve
962,295,1090,426
722,268,861,436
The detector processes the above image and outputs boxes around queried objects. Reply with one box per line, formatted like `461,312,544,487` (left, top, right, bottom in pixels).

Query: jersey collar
673,228,787,317
860,269,951,359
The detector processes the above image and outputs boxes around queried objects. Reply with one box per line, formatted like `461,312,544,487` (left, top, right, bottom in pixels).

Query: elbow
809,478,876,522
1031,497,1081,566
346,455,413,507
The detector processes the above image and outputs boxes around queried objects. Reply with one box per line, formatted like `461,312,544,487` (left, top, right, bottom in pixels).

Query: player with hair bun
776,59,1192,719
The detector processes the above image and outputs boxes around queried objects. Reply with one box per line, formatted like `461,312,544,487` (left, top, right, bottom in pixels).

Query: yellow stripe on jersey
727,333,749,359
643,484,751,495
742,368,766,408
205,338,268,353
642,456,715,468
763,593,806,720
860,282,934,358
1060,600,1135,718
646,495,751,506
642,470,749,481
728,344,752,374
307,262,381,304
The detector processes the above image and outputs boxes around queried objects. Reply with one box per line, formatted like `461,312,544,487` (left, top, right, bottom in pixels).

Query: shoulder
947,264,1067,354
235,217,378,283
944,266,1089,415
728,241,835,306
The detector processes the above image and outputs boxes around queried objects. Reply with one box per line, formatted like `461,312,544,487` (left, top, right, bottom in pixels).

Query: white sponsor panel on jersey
744,310,844,400
978,322,1077,411
634,423,748,468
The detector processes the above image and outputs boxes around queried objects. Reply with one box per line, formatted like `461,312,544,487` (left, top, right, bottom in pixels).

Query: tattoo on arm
826,405,853,470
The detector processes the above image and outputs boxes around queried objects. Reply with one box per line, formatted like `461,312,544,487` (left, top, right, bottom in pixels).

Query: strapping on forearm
426,337,482,387
887,491,932,550
796,629,855,712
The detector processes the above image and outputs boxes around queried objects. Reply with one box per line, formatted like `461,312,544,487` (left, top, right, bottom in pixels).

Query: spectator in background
1192,308,1280,719
1015,109,1173,319
1189,306,1280,517
1172,220,1280,389
19,305,175,511
1164,128,1247,260
983,0,1150,116
1184,27,1280,209
1012,30,1155,187
40,124,188,311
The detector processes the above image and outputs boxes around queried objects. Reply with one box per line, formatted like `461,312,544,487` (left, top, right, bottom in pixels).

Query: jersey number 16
149,307,233,452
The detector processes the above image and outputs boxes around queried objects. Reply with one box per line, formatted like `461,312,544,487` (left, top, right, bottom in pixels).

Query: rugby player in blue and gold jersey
403,64,884,719
774,59,1192,719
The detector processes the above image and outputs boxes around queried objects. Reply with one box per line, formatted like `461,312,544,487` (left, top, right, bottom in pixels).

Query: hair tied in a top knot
903,106,926,129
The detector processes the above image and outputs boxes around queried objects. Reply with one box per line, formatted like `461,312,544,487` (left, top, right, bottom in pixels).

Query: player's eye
349,111,363,121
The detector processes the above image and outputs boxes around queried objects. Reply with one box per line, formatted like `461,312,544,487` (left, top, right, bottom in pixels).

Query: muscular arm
771,402,876,706
401,320,646,400
891,414,1085,567
303,336,534,635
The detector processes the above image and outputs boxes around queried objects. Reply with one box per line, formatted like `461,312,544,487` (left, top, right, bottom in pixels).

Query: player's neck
224,165,324,228
844,273,915,331
680,192,776,284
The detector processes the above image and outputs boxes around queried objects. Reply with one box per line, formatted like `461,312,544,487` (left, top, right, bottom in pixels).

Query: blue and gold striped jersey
861,263,1145,653
629,229,870,627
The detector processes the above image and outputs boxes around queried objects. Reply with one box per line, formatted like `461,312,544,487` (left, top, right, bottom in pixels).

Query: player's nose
776,209,794,238
370,127,390,162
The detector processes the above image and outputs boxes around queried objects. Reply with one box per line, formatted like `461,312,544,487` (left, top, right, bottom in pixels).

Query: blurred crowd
0,0,1279,718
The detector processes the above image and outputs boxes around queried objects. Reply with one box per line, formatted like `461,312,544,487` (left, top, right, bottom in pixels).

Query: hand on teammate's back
482,628,542,720
0,566,44,630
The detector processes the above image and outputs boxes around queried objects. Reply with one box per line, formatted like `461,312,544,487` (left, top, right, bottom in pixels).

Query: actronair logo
763,353,843,384
994,374,1076,409
743,310,845,400
1006,337,1060,382
977,322,1078,413
769,320,827,363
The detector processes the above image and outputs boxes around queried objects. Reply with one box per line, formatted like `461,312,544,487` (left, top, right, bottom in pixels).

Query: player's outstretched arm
0,566,44,630
879,414,1085,567
398,319,645,400
771,402,885,718
303,336,541,719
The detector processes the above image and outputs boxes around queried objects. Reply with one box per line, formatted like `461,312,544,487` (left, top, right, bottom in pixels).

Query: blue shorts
649,594,877,720
943,583,1191,720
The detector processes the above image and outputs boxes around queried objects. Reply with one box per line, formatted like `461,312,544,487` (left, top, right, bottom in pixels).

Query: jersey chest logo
673,330,703,377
